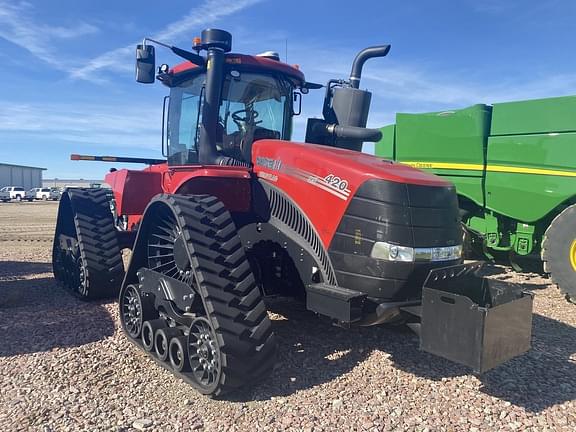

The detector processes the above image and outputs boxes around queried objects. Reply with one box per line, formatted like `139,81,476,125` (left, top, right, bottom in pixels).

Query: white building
0,163,46,190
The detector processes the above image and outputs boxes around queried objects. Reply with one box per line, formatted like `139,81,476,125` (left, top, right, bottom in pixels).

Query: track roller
169,336,190,372
142,319,166,352
155,327,182,361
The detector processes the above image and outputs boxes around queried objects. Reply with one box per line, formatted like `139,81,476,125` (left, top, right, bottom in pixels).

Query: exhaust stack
349,45,391,89
305,45,391,152
196,29,232,165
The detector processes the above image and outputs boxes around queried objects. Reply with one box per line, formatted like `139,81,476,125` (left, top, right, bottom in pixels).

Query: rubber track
53,188,124,299
126,194,276,396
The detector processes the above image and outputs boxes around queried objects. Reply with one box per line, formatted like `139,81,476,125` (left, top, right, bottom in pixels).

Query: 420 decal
323,174,349,192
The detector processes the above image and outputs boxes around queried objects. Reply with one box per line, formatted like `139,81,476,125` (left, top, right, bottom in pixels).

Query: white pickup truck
0,186,26,201
25,187,54,201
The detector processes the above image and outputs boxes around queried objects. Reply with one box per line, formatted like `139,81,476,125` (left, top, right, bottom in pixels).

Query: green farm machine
376,95,576,302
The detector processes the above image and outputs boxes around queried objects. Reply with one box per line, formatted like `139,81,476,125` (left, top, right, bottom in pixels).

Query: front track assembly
119,194,276,397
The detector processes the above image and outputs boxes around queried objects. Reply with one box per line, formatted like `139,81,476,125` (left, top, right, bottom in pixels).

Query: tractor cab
135,29,307,167
164,62,299,166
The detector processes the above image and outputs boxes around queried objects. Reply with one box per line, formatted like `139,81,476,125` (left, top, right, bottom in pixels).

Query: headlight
371,241,462,263
371,241,414,262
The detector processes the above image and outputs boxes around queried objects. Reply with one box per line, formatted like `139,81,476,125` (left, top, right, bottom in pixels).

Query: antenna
285,39,288,63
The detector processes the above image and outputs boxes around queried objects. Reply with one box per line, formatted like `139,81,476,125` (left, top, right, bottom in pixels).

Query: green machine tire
542,204,576,303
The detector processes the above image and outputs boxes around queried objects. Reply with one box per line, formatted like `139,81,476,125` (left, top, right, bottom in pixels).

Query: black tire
542,204,576,303
52,188,124,299
142,319,166,352
169,336,190,372
124,194,276,396
155,327,182,361
15,195,21,201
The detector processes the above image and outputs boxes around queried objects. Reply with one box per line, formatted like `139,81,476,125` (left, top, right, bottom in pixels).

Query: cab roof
165,53,305,87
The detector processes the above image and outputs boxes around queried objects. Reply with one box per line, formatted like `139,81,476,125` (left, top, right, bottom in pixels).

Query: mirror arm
144,38,205,66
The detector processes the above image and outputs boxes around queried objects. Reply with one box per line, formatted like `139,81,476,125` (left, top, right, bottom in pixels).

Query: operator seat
221,126,280,164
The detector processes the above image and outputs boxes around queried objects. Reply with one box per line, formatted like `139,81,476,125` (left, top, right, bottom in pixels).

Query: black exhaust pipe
197,29,232,165
305,44,390,151
349,45,391,89
312,123,382,143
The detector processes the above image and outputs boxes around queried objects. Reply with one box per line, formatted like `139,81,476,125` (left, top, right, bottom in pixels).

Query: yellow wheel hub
570,239,576,272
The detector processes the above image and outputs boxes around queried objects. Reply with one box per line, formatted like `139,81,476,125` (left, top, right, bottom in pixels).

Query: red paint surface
170,53,305,84
106,140,451,248
105,164,251,227
251,140,451,247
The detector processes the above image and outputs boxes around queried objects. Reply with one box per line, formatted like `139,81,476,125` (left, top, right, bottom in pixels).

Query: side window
15,187,24,191
42,188,50,192
168,76,203,165
253,97,286,134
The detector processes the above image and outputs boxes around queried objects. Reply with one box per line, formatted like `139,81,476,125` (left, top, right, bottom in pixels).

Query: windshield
168,71,293,165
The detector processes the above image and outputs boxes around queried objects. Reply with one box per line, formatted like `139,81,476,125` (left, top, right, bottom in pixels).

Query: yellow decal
402,161,576,178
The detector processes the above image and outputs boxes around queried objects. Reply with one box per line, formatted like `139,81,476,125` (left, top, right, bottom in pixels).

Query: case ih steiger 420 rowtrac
52,29,533,396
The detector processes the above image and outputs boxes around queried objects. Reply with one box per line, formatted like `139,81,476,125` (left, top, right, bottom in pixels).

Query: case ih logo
256,157,350,200
256,157,282,171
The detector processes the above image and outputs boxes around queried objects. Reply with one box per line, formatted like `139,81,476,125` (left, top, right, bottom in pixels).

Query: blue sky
0,0,575,179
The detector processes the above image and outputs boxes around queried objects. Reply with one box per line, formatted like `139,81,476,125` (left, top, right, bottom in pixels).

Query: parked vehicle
52,29,533,397
0,188,10,202
25,187,53,201
375,95,576,303
49,188,62,200
1,186,26,201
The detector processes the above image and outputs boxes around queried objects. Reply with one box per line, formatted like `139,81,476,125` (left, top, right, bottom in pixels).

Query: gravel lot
0,201,574,431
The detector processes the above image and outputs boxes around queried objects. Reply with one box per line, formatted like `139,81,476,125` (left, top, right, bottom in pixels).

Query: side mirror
136,44,155,83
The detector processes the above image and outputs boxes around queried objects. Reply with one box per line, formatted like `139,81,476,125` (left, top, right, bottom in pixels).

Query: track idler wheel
154,327,182,361
169,336,190,372
188,317,222,393
142,319,166,352
120,284,157,339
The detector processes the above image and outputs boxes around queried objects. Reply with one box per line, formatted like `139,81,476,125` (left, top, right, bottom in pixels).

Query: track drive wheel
542,204,576,303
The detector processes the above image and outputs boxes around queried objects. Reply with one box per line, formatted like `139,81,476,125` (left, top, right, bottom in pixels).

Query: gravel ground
0,201,574,431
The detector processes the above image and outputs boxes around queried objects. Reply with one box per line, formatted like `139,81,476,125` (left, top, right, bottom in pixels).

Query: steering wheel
231,109,261,131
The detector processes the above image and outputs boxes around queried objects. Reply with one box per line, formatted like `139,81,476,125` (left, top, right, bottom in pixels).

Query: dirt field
0,201,574,431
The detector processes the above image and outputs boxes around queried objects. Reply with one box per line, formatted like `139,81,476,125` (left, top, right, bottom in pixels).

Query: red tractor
53,29,533,396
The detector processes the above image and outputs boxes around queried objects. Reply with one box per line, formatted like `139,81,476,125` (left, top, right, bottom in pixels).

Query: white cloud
0,101,161,150
0,0,262,82
0,1,98,69
292,45,576,114
70,0,263,82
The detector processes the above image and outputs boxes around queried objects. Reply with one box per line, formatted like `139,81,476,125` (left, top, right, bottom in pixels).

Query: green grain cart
376,95,576,302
